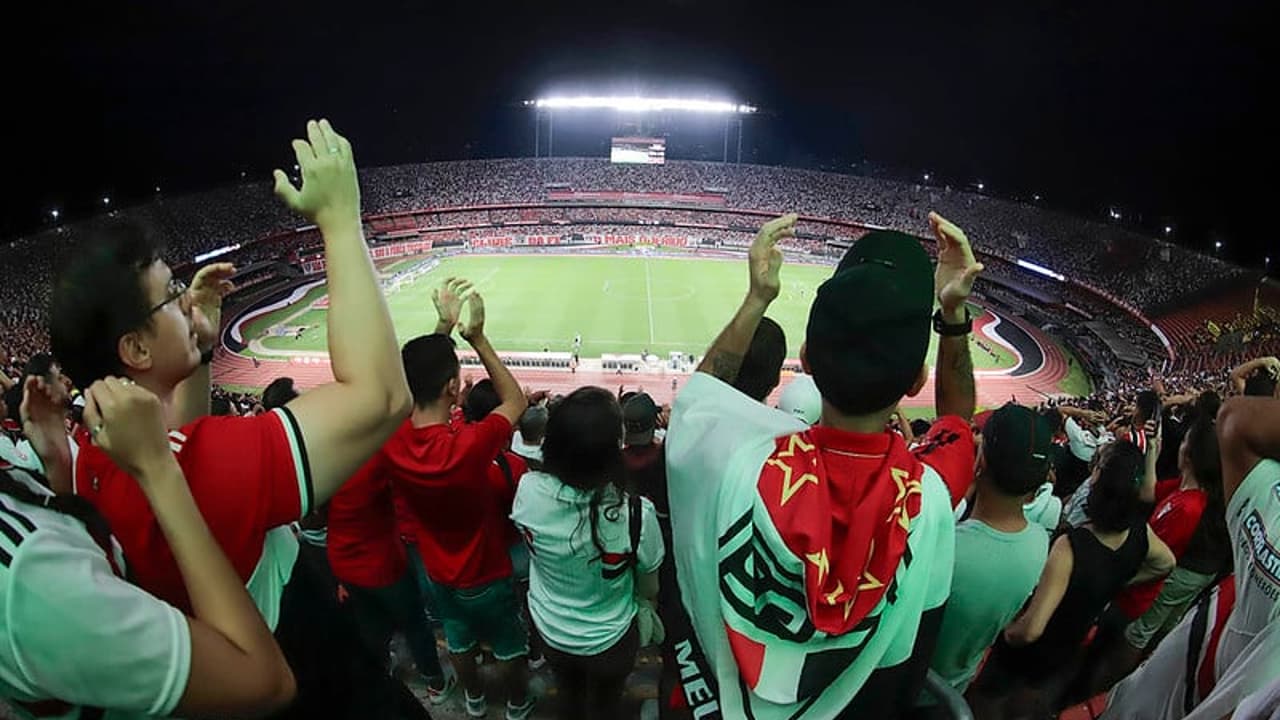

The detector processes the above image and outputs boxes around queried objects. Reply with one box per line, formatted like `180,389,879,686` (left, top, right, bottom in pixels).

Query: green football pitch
243,253,1019,370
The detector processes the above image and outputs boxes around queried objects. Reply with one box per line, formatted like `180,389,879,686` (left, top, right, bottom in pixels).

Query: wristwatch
932,308,972,336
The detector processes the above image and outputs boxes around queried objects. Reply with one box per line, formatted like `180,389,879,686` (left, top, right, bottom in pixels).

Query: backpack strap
628,493,642,565
495,452,514,492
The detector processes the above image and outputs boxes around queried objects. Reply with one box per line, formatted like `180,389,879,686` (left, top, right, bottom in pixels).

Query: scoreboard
610,136,667,165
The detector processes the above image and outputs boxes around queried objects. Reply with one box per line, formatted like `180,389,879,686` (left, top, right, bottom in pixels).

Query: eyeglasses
147,277,189,316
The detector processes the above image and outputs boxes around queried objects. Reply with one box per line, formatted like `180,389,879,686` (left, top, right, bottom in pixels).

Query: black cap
623,393,660,445
805,230,934,415
983,403,1055,496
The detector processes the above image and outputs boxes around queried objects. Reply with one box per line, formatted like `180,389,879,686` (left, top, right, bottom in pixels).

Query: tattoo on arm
704,350,745,384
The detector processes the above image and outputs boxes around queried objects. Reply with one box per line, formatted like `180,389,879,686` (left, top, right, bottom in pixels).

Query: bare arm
19,375,73,495
273,120,413,507
930,213,982,421
455,288,527,426
84,378,294,717
0,366,14,391
636,570,659,603
1140,421,1161,504
697,214,796,384
1005,535,1073,646
1129,525,1175,585
1217,395,1280,504
1229,356,1279,395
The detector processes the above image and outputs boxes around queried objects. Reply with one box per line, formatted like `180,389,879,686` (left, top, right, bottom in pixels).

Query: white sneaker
465,691,488,718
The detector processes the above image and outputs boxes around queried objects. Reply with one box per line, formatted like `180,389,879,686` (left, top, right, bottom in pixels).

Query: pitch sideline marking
644,259,656,345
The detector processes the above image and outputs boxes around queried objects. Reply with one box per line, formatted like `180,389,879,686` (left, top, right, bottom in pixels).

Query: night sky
4,1,1268,269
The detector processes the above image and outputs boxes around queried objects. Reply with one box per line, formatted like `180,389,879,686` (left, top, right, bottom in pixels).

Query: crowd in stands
1,121,1277,720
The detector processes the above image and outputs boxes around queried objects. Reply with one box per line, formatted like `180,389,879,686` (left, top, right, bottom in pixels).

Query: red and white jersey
73,407,311,624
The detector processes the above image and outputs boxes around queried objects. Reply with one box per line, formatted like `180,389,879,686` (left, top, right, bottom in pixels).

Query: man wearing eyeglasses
46,120,424,718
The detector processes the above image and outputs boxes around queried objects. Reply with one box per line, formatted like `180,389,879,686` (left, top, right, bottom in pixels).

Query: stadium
2,57,1278,720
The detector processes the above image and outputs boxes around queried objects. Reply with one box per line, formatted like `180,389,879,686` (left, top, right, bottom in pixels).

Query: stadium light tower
1164,225,1173,235
102,196,111,207
50,209,59,221
527,93,756,163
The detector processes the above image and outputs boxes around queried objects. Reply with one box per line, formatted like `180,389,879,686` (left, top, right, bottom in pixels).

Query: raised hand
930,211,985,316
459,291,486,342
432,277,473,333
188,262,237,351
82,378,176,479
20,375,70,464
272,119,360,228
748,214,797,305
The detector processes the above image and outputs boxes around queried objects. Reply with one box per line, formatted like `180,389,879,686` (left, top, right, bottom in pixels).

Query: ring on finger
91,423,104,436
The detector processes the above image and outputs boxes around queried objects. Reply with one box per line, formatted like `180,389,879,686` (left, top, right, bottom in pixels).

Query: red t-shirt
327,453,407,589
1114,479,1209,619
73,408,310,613
907,416,978,508
382,414,517,589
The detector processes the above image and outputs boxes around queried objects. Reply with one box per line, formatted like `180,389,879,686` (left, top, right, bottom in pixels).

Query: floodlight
50,209,59,219
1215,241,1223,249
976,181,985,191
923,172,931,182
1164,225,1172,234
531,96,756,114
1016,259,1065,281
102,196,110,206
155,186,161,193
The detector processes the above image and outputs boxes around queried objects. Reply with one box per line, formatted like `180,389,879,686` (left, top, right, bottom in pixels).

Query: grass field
247,253,1021,370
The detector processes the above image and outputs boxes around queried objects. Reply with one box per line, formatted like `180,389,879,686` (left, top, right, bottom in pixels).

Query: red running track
214,308,1076,411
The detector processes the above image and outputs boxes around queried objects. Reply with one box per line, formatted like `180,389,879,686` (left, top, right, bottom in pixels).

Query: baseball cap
623,392,660,446
778,374,821,425
805,230,934,415
983,403,1055,496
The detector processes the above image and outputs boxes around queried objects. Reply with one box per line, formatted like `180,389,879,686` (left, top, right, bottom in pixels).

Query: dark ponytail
542,386,626,561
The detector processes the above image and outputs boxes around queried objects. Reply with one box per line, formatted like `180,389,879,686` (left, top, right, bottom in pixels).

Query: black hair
518,405,549,444
1042,408,1064,432
1135,390,1161,424
734,316,786,402
1243,368,1278,398
211,396,233,416
22,353,56,383
400,334,459,407
261,377,299,410
910,418,932,438
542,386,625,561
1194,390,1221,421
50,222,165,389
462,379,500,422
1182,415,1228,567
1086,441,1146,532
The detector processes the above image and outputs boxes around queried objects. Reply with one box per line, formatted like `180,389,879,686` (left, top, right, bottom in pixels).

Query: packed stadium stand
3,153,1277,720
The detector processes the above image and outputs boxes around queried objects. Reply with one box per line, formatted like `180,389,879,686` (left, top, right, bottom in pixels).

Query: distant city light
1016,259,1066,281
530,96,757,114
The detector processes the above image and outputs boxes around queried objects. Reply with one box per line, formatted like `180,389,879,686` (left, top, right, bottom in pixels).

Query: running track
213,306,1075,411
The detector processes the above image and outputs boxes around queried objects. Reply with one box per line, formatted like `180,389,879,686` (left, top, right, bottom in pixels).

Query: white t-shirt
512,471,664,656
1221,458,1280,674
0,468,191,719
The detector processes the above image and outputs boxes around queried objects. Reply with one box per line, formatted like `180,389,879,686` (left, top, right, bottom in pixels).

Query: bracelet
933,308,972,337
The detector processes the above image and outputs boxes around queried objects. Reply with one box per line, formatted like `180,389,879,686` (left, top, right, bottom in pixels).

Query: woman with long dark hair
511,387,664,719
970,440,1176,719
